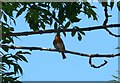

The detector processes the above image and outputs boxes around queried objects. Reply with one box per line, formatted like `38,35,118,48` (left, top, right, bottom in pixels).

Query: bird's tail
61,52,66,59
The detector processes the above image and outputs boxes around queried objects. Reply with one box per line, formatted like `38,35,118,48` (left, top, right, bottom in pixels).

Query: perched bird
53,34,66,59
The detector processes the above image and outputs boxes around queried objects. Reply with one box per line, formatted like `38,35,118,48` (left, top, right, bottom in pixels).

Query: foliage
1,1,120,82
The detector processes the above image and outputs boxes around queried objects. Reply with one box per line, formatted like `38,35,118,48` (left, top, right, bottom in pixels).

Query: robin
53,34,66,59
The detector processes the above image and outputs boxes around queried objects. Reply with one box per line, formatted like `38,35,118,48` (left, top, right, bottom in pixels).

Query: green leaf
3,76,14,82
15,51,22,55
52,11,55,18
71,29,76,37
7,36,14,43
3,14,7,23
16,51,31,55
91,6,97,8
74,26,85,35
49,17,53,26
14,64,18,75
78,33,82,41
2,46,9,52
4,72,15,76
101,2,108,7
13,76,20,80
54,22,57,29
58,8,65,24
2,39,11,44
5,60,15,69
21,52,31,54
41,22,45,30
11,55,22,61
112,75,119,79
117,1,120,11
17,55,28,63
62,31,66,37
16,7,26,18
110,0,114,10
115,47,120,49
2,55,8,62
17,64,23,75
25,12,30,22
71,17,81,23
79,30,85,35
65,21,70,29
10,17,16,25
88,8,98,20
51,3,59,8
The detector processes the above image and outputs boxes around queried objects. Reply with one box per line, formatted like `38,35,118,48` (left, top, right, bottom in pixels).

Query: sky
2,2,119,81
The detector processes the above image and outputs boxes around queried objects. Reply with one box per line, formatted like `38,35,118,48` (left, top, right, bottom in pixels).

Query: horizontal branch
2,45,120,58
3,24,120,37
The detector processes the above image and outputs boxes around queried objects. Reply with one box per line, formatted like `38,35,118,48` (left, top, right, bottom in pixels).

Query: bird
53,34,66,59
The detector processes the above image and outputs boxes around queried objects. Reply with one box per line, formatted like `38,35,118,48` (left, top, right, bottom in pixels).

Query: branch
89,56,108,68
103,6,120,37
2,45,120,58
3,24,120,37
2,44,119,68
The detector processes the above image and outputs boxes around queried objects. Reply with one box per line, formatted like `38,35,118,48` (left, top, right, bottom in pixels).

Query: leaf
2,55,8,62
2,39,11,44
62,31,66,37
79,30,85,35
4,72,15,76
112,75,119,79
14,64,18,75
13,76,20,80
10,17,16,25
71,29,76,37
7,36,14,43
2,46,9,52
58,8,65,24
15,51,22,55
110,0,114,10
41,22,45,30
3,76,14,82
13,64,23,75
14,80,22,83
2,22,9,27
11,55,22,61
117,1,120,11
25,12,30,22
17,55,28,63
101,2,108,7
91,6,97,8
21,52,31,54
17,65,23,75
88,8,98,20
16,51,31,55
78,33,82,41
3,14,7,23
52,11,55,18
5,60,15,69
16,7,26,18
51,3,59,8
49,17,53,26
2,67,7,71
54,22,57,29
65,21,70,29
71,17,81,23
115,47,120,49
